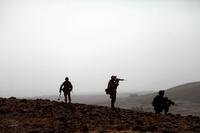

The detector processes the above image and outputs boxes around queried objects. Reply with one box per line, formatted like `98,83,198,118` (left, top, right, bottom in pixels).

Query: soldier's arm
60,82,64,93
169,99,175,105
118,79,125,81
70,82,73,90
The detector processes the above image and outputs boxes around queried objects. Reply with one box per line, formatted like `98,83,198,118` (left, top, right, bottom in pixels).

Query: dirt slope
0,97,200,133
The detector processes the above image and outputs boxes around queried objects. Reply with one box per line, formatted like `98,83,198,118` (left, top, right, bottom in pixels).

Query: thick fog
0,0,200,97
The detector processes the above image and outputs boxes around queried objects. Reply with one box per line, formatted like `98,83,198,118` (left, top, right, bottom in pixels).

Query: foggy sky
0,0,200,97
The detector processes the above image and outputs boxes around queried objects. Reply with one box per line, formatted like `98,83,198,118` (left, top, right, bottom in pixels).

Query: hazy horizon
0,0,200,97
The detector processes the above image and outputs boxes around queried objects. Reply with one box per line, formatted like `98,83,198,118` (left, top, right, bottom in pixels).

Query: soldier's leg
68,92,71,103
111,99,114,109
110,94,114,108
155,107,159,114
155,106,162,114
111,93,116,109
64,92,67,103
154,107,158,113
164,106,169,115
159,106,164,114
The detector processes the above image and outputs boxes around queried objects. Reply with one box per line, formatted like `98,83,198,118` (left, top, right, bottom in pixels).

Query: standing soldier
60,77,73,103
106,75,124,109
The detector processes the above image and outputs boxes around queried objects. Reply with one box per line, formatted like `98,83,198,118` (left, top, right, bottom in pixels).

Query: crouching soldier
60,77,73,103
152,90,165,114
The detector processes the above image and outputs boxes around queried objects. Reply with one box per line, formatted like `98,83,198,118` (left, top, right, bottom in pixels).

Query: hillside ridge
168,81,200,89
0,97,200,132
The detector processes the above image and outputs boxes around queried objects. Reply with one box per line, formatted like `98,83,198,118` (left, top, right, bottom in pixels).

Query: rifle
117,78,125,81
115,78,125,83
58,91,62,101
174,103,178,106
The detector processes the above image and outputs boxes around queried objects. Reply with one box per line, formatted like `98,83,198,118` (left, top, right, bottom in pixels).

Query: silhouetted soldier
60,77,73,103
152,90,165,114
163,97,175,115
106,75,124,109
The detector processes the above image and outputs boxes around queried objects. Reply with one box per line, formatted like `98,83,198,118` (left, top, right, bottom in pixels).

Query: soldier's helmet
111,75,117,80
158,90,165,96
65,77,69,81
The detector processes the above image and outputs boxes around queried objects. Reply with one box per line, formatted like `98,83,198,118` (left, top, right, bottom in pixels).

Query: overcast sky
0,0,200,97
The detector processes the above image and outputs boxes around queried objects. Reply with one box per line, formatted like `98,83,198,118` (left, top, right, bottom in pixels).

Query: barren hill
0,97,200,132
104,82,200,116
164,81,200,103
127,81,200,104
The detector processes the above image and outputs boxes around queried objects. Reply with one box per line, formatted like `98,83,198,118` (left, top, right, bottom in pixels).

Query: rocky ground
0,97,200,133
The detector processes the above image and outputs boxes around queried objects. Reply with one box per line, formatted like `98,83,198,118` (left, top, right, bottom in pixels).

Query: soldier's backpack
105,88,111,94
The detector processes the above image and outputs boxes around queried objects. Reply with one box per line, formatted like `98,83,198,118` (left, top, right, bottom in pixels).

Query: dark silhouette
152,90,175,114
106,75,124,109
152,90,165,114
163,97,175,115
59,77,73,103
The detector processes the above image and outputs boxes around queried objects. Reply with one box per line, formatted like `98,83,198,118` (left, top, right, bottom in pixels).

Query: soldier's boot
164,107,169,115
65,97,67,103
111,99,115,109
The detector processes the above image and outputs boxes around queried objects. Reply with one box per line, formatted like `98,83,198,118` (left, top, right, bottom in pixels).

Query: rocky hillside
0,97,200,133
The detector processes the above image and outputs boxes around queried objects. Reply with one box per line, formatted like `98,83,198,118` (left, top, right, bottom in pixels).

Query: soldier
106,75,124,109
152,90,165,114
59,77,73,103
163,97,175,115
